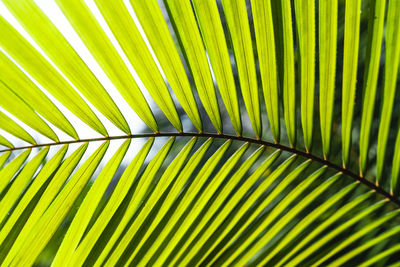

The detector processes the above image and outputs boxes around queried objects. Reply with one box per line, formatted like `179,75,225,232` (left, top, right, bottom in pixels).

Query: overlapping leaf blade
129,0,202,132
164,0,222,133
3,0,135,134
0,16,108,136
69,138,154,266
94,0,182,132
0,82,58,142
96,137,177,265
221,0,261,138
191,0,242,135
0,51,78,139
53,0,158,132
0,111,36,145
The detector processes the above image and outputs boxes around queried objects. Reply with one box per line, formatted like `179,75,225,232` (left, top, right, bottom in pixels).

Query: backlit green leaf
319,0,338,157
251,0,280,142
0,82,58,142
0,111,36,145
0,147,49,224
129,0,202,132
70,138,155,266
191,0,242,135
53,0,159,132
341,0,362,167
7,142,108,266
359,0,386,175
94,0,181,132
221,0,261,138
294,0,316,151
0,149,31,194
164,0,222,133
0,16,108,136
377,0,400,184
0,51,78,139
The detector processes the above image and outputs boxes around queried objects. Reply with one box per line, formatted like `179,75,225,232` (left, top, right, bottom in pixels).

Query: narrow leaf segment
129,0,203,132
191,0,242,135
221,0,262,138
377,0,400,185
341,0,362,167
294,0,316,152
359,0,386,175
319,0,338,158
54,0,158,132
164,0,222,133
251,0,280,142
94,0,182,132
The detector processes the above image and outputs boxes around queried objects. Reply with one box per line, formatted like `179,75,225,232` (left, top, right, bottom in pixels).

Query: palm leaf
1,0,400,266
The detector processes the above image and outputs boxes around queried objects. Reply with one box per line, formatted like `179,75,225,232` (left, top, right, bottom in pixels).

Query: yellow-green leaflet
377,0,400,183
0,136,13,149
329,226,400,266
359,0,386,174
183,149,281,266
191,0,242,135
392,130,400,195
277,191,374,266
118,138,213,266
8,142,108,267
2,0,130,134
52,140,130,265
70,138,155,266
54,0,159,132
181,146,270,266
97,137,176,266
168,142,250,266
210,156,304,266
251,0,280,142
0,144,86,264
341,0,362,167
360,243,400,267
260,182,357,266
94,0,181,131
150,140,232,266
0,149,31,194
0,0,399,265
235,168,333,266
287,200,385,266
314,210,400,266
0,51,78,139
130,0,202,132
0,111,36,145
281,0,296,146
221,0,261,138
319,0,337,157
0,16,107,136
294,0,315,152
164,0,222,133
0,147,49,224
0,82,58,142
0,145,68,250
0,151,11,168
91,137,196,266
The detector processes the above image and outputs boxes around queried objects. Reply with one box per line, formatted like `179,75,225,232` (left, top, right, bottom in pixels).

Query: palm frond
1,0,400,265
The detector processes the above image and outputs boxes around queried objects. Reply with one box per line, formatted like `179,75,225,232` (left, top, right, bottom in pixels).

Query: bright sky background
0,0,173,171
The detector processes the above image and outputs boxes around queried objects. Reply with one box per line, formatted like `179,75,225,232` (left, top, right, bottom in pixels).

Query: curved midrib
2,131,399,207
